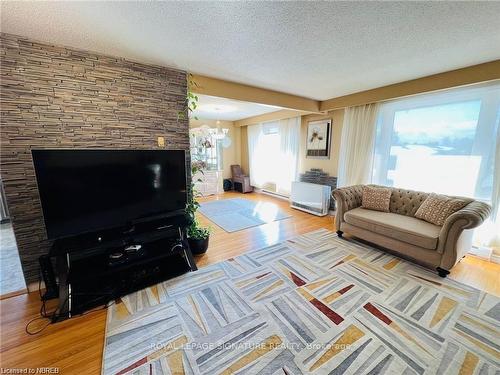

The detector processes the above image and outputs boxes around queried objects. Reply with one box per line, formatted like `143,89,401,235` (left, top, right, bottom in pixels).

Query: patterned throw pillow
361,186,392,212
415,193,469,226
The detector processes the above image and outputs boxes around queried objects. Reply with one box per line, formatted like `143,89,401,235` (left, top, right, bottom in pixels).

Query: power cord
25,296,68,335
26,233,178,335
25,268,114,335
171,242,184,252
26,297,114,335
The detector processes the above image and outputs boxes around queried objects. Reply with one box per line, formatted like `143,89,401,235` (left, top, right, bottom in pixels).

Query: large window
247,117,300,196
372,83,500,201
253,122,281,189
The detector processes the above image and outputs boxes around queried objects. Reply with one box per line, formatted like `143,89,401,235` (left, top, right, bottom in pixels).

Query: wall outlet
157,136,165,147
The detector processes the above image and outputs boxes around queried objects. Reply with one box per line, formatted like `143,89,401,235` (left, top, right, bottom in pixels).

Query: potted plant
186,160,211,255
179,75,211,255
186,220,210,255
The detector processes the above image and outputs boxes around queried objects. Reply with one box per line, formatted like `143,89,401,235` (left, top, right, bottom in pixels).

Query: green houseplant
178,73,199,121
186,159,211,255
178,74,211,254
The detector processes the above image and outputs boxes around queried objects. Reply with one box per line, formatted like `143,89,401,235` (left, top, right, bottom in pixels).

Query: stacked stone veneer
299,168,338,210
0,33,189,284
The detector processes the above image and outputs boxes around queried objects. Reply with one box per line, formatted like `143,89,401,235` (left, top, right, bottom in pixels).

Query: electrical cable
26,297,114,335
26,229,183,335
25,296,67,335
26,267,114,335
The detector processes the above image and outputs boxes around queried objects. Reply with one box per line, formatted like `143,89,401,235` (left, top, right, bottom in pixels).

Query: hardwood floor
0,191,498,373
194,192,336,268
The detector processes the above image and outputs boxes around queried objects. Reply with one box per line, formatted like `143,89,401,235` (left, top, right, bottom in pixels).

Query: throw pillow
415,193,469,226
361,186,392,212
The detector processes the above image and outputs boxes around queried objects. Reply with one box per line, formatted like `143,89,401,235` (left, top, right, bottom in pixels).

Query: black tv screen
32,149,187,239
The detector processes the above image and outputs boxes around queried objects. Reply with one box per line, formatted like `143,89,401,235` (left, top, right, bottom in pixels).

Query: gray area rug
102,229,500,374
198,198,291,232
0,222,26,295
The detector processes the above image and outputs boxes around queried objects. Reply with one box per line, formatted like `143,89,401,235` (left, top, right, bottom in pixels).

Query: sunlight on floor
256,221,281,246
253,201,280,222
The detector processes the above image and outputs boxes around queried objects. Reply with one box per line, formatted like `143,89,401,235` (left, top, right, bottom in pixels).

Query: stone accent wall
0,33,189,284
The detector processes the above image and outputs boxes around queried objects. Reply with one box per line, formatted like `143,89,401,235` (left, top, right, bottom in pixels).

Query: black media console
47,213,197,321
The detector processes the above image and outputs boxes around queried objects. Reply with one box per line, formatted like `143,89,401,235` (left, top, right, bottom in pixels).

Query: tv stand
49,214,197,321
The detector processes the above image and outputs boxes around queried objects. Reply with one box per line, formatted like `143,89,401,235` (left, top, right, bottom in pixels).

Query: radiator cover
290,181,331,216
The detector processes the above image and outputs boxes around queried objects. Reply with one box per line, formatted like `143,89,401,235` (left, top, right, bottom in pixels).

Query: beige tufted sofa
332,185,491,277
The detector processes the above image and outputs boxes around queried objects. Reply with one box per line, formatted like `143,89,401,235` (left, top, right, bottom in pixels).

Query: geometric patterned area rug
102,229,500,374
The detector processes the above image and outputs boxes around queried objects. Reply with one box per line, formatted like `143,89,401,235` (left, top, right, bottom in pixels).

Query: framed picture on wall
306,119,331,158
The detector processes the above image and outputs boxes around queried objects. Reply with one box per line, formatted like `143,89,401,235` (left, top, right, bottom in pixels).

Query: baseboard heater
290,181,331,216
261,188,288,200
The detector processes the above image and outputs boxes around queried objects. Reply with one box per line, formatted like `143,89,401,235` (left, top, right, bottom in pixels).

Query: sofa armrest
438,201,491,267
332,185,364,231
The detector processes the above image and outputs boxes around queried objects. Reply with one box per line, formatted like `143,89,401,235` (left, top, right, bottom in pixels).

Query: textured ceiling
193,94,280,121
1,2,500,100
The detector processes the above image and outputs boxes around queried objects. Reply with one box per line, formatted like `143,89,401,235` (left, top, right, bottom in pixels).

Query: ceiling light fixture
191,125,228,139
191,125,231,148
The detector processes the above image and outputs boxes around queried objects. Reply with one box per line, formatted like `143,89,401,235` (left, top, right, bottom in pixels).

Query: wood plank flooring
0,191,498,373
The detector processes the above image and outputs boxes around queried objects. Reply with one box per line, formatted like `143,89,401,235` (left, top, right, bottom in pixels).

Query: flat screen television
32,149,187,239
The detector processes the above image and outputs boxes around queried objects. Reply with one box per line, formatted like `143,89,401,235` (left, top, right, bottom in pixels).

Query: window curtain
491,124,500,250
337,103,380,187
276,117,300,195
475,119,500,253
247,117,300,195
247,123,265,187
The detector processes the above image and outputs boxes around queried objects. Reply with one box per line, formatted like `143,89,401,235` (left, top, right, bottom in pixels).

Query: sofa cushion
415,193,470,226
362,186,392,212
387,187,429,217
344,207,441,250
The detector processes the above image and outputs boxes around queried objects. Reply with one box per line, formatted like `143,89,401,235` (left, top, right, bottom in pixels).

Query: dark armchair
231,165,253,193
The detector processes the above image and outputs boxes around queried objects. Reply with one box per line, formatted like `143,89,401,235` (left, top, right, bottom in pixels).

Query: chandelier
209,127,228,139
191,124,232,148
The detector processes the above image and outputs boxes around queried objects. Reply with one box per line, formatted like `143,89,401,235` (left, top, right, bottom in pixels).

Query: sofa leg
436,267,450,278
336,231,343,238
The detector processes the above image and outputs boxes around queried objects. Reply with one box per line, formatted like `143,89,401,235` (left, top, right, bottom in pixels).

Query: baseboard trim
467,250,500,264
468,245,493,261
257,188,289,201
491,254,500,264
0,288,28,300
255,188,335,216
